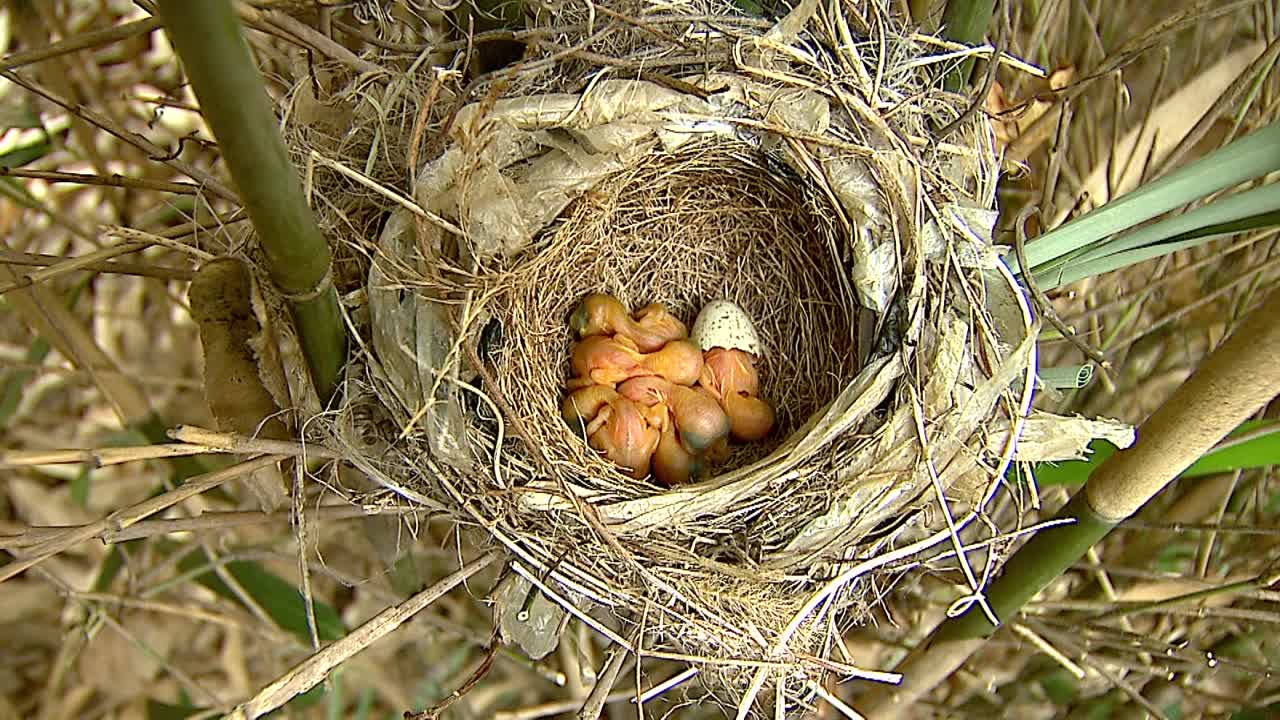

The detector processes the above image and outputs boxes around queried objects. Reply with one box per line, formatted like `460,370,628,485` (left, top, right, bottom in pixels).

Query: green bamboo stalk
154,0,345,403
857,287,1280,718
909,0,940,30
931,492,1114,642
939,0,996,91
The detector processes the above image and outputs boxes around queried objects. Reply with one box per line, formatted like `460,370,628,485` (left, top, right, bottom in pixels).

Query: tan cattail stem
857,288,1280,718
1084,289,1280,519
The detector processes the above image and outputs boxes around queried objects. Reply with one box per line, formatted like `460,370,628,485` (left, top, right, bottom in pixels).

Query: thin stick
98,610,226,706
493,691,636,720
734,667,770,720
0,248,194,282
0,167,201,194
239,6,386,76
1,503,412,549
309,150,463,235
0,241,150,295
636,667,699,704
0,455,283,584
908,35,1047,76
226,550,499,720
0,431,336,469
71,590,270,633
168,425,342,460
577,643,629,720
0,17,160,71
808,679,865,719
1,443,232,469
1009,623,1086,679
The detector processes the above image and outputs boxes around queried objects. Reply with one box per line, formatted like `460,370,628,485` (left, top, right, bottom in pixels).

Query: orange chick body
569,335,704,389
618,376,730,453
562,385,659,479
700,348,775,442
570,293,688,351
652,420,699,485
561,384,617,433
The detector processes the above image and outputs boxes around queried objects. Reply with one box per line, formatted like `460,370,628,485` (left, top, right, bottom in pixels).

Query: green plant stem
155,0,345,403
933,492,1115,642
856,288,1280,718
940,0,996,91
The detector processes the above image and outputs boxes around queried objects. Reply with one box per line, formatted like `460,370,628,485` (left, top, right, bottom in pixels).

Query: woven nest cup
316,1,1039,713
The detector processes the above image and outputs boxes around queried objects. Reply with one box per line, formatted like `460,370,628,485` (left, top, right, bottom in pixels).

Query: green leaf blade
1021,120,1280,271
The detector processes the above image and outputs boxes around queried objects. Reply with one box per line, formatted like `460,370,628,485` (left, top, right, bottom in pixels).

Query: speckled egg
691,299,761,356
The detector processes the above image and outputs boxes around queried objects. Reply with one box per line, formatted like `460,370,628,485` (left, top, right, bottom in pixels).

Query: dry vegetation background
1,0,1278,719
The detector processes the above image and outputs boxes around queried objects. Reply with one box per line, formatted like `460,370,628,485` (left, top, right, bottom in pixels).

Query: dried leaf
188,258,289,509
985,412,1135,462
494,572,568,661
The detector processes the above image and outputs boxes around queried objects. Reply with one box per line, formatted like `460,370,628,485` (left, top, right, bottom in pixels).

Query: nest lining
483,139,861,498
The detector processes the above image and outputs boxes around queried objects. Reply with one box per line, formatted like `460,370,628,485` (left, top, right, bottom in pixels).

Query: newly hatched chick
691,300,776,442
560,384,616,433
700,348,776,442
569,335,704,389
618,376,730,453
638,402,705,486
562,385,659,479
652,419,699,485
570,293,688,351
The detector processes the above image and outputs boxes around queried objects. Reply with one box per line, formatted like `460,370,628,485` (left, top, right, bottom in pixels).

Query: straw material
280,0,1060,712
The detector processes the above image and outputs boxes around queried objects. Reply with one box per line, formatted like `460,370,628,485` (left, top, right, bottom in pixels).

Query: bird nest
292,0,1041,713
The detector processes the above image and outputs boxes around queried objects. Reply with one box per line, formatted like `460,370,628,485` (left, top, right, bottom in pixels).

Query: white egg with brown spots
691,299,761,356
691,300,775,442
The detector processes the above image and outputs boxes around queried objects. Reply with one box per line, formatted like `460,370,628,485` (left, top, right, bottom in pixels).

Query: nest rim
309,1,1037,709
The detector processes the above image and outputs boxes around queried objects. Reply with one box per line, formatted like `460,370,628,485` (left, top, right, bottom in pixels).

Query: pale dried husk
285,0,1088,712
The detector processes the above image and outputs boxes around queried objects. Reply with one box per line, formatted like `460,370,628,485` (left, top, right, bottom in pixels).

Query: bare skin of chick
618,376,730,453
562,385,659,479
699,347,776,442
569,335,704,389
589,397,660,479
570,293,688,352
561,384,617,433
646,406,701,485
699,347,760,396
